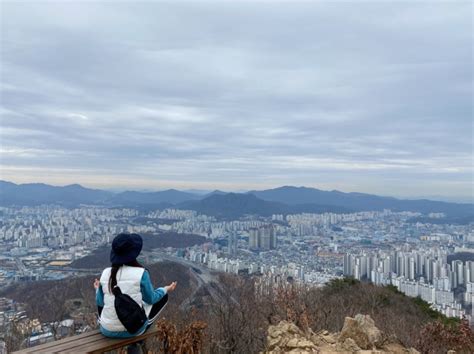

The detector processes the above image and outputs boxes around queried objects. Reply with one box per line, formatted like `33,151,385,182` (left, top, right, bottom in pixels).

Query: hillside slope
2,270,473,353
0,261,197,323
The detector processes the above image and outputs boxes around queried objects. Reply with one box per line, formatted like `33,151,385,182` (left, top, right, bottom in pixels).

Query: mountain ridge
1,180,472,220
248,185,472,217
0,180,113,206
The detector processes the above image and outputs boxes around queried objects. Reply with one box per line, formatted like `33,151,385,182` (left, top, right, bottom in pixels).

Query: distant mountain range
178,193,350,219
0,181,112,206
1,180,472,220
109,189,201,205
248,186,472,216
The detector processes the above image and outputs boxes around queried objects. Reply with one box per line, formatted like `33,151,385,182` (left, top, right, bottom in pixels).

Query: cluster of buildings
343,247,474,320
0,206,152,286
168,209,474,322
181,247,339,285
146,208,197,220
0,206,138,250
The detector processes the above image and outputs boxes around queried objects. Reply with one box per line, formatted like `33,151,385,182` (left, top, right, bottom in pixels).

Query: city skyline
1,1,472,199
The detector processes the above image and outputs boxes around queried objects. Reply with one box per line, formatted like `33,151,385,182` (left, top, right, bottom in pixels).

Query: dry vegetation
3,266,473,354
193,275,473,354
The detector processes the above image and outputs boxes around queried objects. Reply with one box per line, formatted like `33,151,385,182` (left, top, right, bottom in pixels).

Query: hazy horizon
2,178,473,204
1,1,472,200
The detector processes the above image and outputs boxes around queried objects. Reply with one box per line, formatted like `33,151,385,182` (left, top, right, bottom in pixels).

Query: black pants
146,293,168,328
98,293,168,331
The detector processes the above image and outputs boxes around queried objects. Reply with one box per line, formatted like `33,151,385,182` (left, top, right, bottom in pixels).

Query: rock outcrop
338,314,382,349
266,321,318,352
264,314,419,353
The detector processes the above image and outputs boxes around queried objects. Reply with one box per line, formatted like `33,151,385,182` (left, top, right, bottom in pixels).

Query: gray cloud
0,1,472,199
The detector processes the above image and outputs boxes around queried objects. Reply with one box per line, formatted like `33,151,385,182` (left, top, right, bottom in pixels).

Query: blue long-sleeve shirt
96,270,167,338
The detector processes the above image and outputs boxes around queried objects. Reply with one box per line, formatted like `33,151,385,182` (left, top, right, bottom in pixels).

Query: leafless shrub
206,274,267,354
416,318,474,354
150,319,207,354
3,320,29,352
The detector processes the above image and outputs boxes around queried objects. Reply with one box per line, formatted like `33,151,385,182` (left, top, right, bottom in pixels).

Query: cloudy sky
1,1,472,200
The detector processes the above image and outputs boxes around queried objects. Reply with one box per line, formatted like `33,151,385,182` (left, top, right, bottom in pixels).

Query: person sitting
94,233,177,338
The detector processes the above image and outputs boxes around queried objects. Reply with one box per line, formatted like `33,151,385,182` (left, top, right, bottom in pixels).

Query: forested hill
69,232,206,269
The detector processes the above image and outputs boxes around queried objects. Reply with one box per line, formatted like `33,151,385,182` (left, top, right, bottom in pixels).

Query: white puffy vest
99,265,152,332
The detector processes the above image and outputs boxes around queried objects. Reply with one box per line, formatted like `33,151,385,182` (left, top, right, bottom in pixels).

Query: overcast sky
0,1,472,200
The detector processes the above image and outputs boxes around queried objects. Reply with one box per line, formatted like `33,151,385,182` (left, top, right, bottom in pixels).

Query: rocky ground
264,314,420,353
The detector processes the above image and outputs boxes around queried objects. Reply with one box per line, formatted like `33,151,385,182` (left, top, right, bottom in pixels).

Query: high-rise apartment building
228,233,238,255
248,225,276,250
249,228,259,249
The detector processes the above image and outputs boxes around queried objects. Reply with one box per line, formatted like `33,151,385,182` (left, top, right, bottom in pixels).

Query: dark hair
108,259,144,293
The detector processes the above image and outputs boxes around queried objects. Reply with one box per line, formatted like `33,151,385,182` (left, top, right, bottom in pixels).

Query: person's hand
93,278,100,290
165,281,177,293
